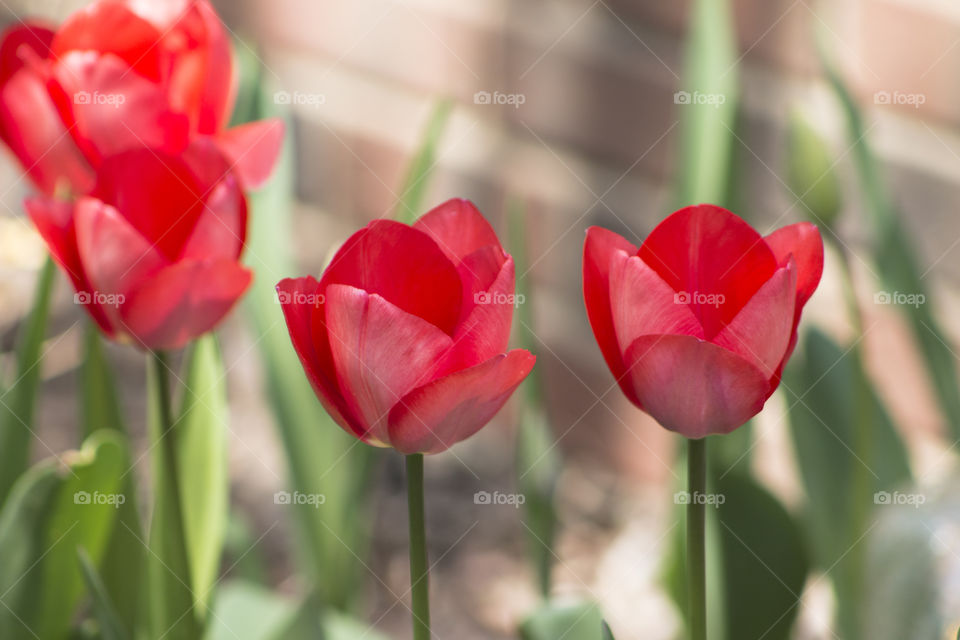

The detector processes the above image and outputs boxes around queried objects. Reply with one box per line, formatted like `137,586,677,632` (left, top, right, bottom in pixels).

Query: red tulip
25,143,251,351
0,0,283,196
583,204,823,438
278,199,536,454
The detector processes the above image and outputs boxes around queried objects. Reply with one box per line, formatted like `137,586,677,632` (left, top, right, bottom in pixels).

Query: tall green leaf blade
77,546,129,640
715,470,809,640
79,324,143,634
146,354,201,640
520,600,605,640
177,335,229,617
80,323,125,439
236,47,378,610
204,582,298,640
36,430,128,639
0,460,61,637
785,328,912,638
0,257,56,506
820,46,960,440
394,98,453,223
675,0,739,206
785,111,842,224
509,198,560,597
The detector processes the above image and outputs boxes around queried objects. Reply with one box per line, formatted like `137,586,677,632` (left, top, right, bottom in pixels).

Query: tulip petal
764,222,823,310
276,276,366,440
388,349,536,454
74,196,167,299
433,257,516,376
320,220,462,335
120,258,251,350
583,226,640,405
636,204,777,337
622,334,769,438
26,195,113,334
92,148,208,260
52,1,164,79
712,262,796,379
50,52,191,163
324,284,454,445
413,198,503,266
609,249,704,355
0,25,94,195
217,119,284,189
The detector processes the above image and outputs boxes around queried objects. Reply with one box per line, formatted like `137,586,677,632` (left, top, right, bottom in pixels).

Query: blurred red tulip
583,204,823,438
0,0,283,196
278,199,536,454
26,143,251,351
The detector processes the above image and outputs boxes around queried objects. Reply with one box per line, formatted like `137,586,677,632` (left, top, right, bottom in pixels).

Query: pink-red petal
583,226,640,405
622,334,769,438
319,220,462,335
387,349,536,454
764,222,823,311
413,198,503,266
216,119,284,189
119,258,251,350
712,262,796,380
636,204,777,338
323,284,454,445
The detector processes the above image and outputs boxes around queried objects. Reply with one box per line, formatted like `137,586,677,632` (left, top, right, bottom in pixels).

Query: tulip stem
687,437,707,640
406,453,431,640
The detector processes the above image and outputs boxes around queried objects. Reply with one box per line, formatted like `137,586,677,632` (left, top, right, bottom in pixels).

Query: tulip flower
25,143,251,351
0,0,283,196
278,198,536,455
279,198,535,639
584,203,822,640
583,204,823,438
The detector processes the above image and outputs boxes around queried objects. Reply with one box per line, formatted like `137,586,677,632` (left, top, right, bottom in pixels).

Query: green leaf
521,600,606,640
80,323,125,440
0,460,61,637
785,111,842,225
675,0,739,206
508,198,560,597
601,620,615,639
0,257,56,506
205,582,298,640
36,430,128,640
785,328,912,638
394,98,454,223
715,470,809,640
77,546,128,640
320,610,390,640
237,55,378,611
79,325,144,634
146,352,201,640
820,44,960,441
177,335,230,617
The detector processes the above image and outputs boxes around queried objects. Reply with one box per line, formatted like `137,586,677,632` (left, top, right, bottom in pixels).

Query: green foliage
785,111,842,226
0,257,55,506
394,99,454,223
520,600,606,640
77,547,129,640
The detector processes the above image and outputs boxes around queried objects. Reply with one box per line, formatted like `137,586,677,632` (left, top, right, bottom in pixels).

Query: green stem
406,453,430,640
687,438,707,640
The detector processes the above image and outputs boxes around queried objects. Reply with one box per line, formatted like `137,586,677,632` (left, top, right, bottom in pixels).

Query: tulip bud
786,111,842,228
